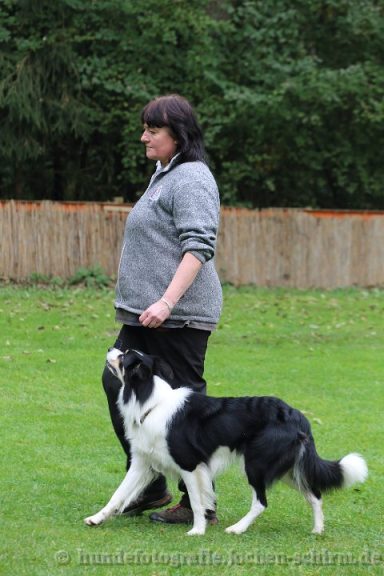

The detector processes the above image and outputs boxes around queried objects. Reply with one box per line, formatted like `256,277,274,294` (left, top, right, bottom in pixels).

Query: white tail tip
340,453,368,488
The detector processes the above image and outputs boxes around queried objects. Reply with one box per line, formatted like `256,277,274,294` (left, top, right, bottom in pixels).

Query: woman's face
141,124,177,166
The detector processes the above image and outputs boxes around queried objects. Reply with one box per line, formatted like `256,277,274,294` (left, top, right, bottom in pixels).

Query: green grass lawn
0,285,383,575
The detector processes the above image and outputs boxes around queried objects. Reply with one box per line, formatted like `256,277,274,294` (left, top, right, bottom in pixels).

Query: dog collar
140,408,153,425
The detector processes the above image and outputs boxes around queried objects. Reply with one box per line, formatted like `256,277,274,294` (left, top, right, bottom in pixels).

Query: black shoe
122,492,172,517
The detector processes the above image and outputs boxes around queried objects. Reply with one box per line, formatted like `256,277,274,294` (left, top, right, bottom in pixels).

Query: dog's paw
187,527,205,536
84,513,105,526
225,524,246,535
311,527,324,535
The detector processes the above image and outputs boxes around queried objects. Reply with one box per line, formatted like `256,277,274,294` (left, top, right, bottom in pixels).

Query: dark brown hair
141,94,207,165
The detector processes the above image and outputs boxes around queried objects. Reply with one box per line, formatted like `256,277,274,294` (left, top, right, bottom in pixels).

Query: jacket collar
155,153,180,174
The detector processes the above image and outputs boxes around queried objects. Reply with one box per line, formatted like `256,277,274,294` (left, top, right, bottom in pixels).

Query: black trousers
102,323,210,506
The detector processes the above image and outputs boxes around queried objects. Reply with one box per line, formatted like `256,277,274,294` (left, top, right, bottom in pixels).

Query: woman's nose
141,130,150,143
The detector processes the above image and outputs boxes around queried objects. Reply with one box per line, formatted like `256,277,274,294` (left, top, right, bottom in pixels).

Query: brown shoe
206,509,219,525
122,492,172,517
149,504,218,525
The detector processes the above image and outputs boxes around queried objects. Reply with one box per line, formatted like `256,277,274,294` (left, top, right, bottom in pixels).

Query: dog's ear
122,350,141,370
153,357,174,382
123,350,153,384
131,361,152,383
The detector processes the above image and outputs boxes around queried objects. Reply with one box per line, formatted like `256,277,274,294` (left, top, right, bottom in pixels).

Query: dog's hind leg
305,491,324,535
226,456,267,534
225,488,266,534
179,469,207,536
282,473,324,534
282,472,324,535
84,458,155,526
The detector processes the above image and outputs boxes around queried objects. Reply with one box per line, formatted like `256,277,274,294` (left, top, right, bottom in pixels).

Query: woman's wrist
160,296,174,312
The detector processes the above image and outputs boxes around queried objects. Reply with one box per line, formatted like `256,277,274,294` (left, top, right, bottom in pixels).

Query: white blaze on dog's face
106,348,125,383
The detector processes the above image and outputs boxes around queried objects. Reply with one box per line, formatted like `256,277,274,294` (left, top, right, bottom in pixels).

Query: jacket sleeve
172,175,220,263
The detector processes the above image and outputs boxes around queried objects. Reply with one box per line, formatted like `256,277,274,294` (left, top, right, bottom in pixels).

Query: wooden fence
1,200,383,288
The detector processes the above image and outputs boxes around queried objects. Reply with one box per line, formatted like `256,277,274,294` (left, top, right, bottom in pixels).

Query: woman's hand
139,299,172,328
139,253,202,328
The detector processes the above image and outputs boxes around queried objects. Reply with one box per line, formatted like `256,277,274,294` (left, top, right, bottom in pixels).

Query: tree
1,0,383,208
203,0,384,208
0,0,218,200
0,0,95,198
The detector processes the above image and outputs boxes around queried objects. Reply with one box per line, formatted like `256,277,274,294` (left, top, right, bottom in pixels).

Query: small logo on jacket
147,185,162,202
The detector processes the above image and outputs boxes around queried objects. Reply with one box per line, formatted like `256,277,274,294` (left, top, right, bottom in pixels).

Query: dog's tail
294,437,368,494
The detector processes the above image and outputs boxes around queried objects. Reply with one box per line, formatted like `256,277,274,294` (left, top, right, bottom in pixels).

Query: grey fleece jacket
115,158,223,325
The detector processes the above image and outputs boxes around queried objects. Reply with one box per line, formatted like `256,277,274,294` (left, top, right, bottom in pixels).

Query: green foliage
28,272,65,287
67,266,112,288
0,0,383,208
26,267,112,287
204,0,384,208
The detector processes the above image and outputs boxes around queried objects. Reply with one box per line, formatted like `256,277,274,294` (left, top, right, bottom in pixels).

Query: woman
102,94,222,525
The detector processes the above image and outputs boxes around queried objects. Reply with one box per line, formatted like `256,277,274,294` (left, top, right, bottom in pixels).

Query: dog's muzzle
106,347,124,377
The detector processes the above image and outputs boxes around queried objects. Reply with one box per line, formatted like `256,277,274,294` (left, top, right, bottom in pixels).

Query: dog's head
106,348,174,405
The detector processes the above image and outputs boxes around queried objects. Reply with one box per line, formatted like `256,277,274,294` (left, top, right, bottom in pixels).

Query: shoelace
167,503,186,512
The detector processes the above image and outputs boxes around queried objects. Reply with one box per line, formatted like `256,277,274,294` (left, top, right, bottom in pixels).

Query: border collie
85,349,368,536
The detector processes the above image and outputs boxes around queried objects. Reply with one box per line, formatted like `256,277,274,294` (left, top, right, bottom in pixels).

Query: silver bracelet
160,297,174,312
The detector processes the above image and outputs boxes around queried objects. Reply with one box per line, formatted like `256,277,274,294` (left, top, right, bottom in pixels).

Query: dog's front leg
84,459,154,527
180,470,207,536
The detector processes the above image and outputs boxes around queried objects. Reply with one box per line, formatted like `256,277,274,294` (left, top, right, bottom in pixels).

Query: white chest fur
118,377,190,476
